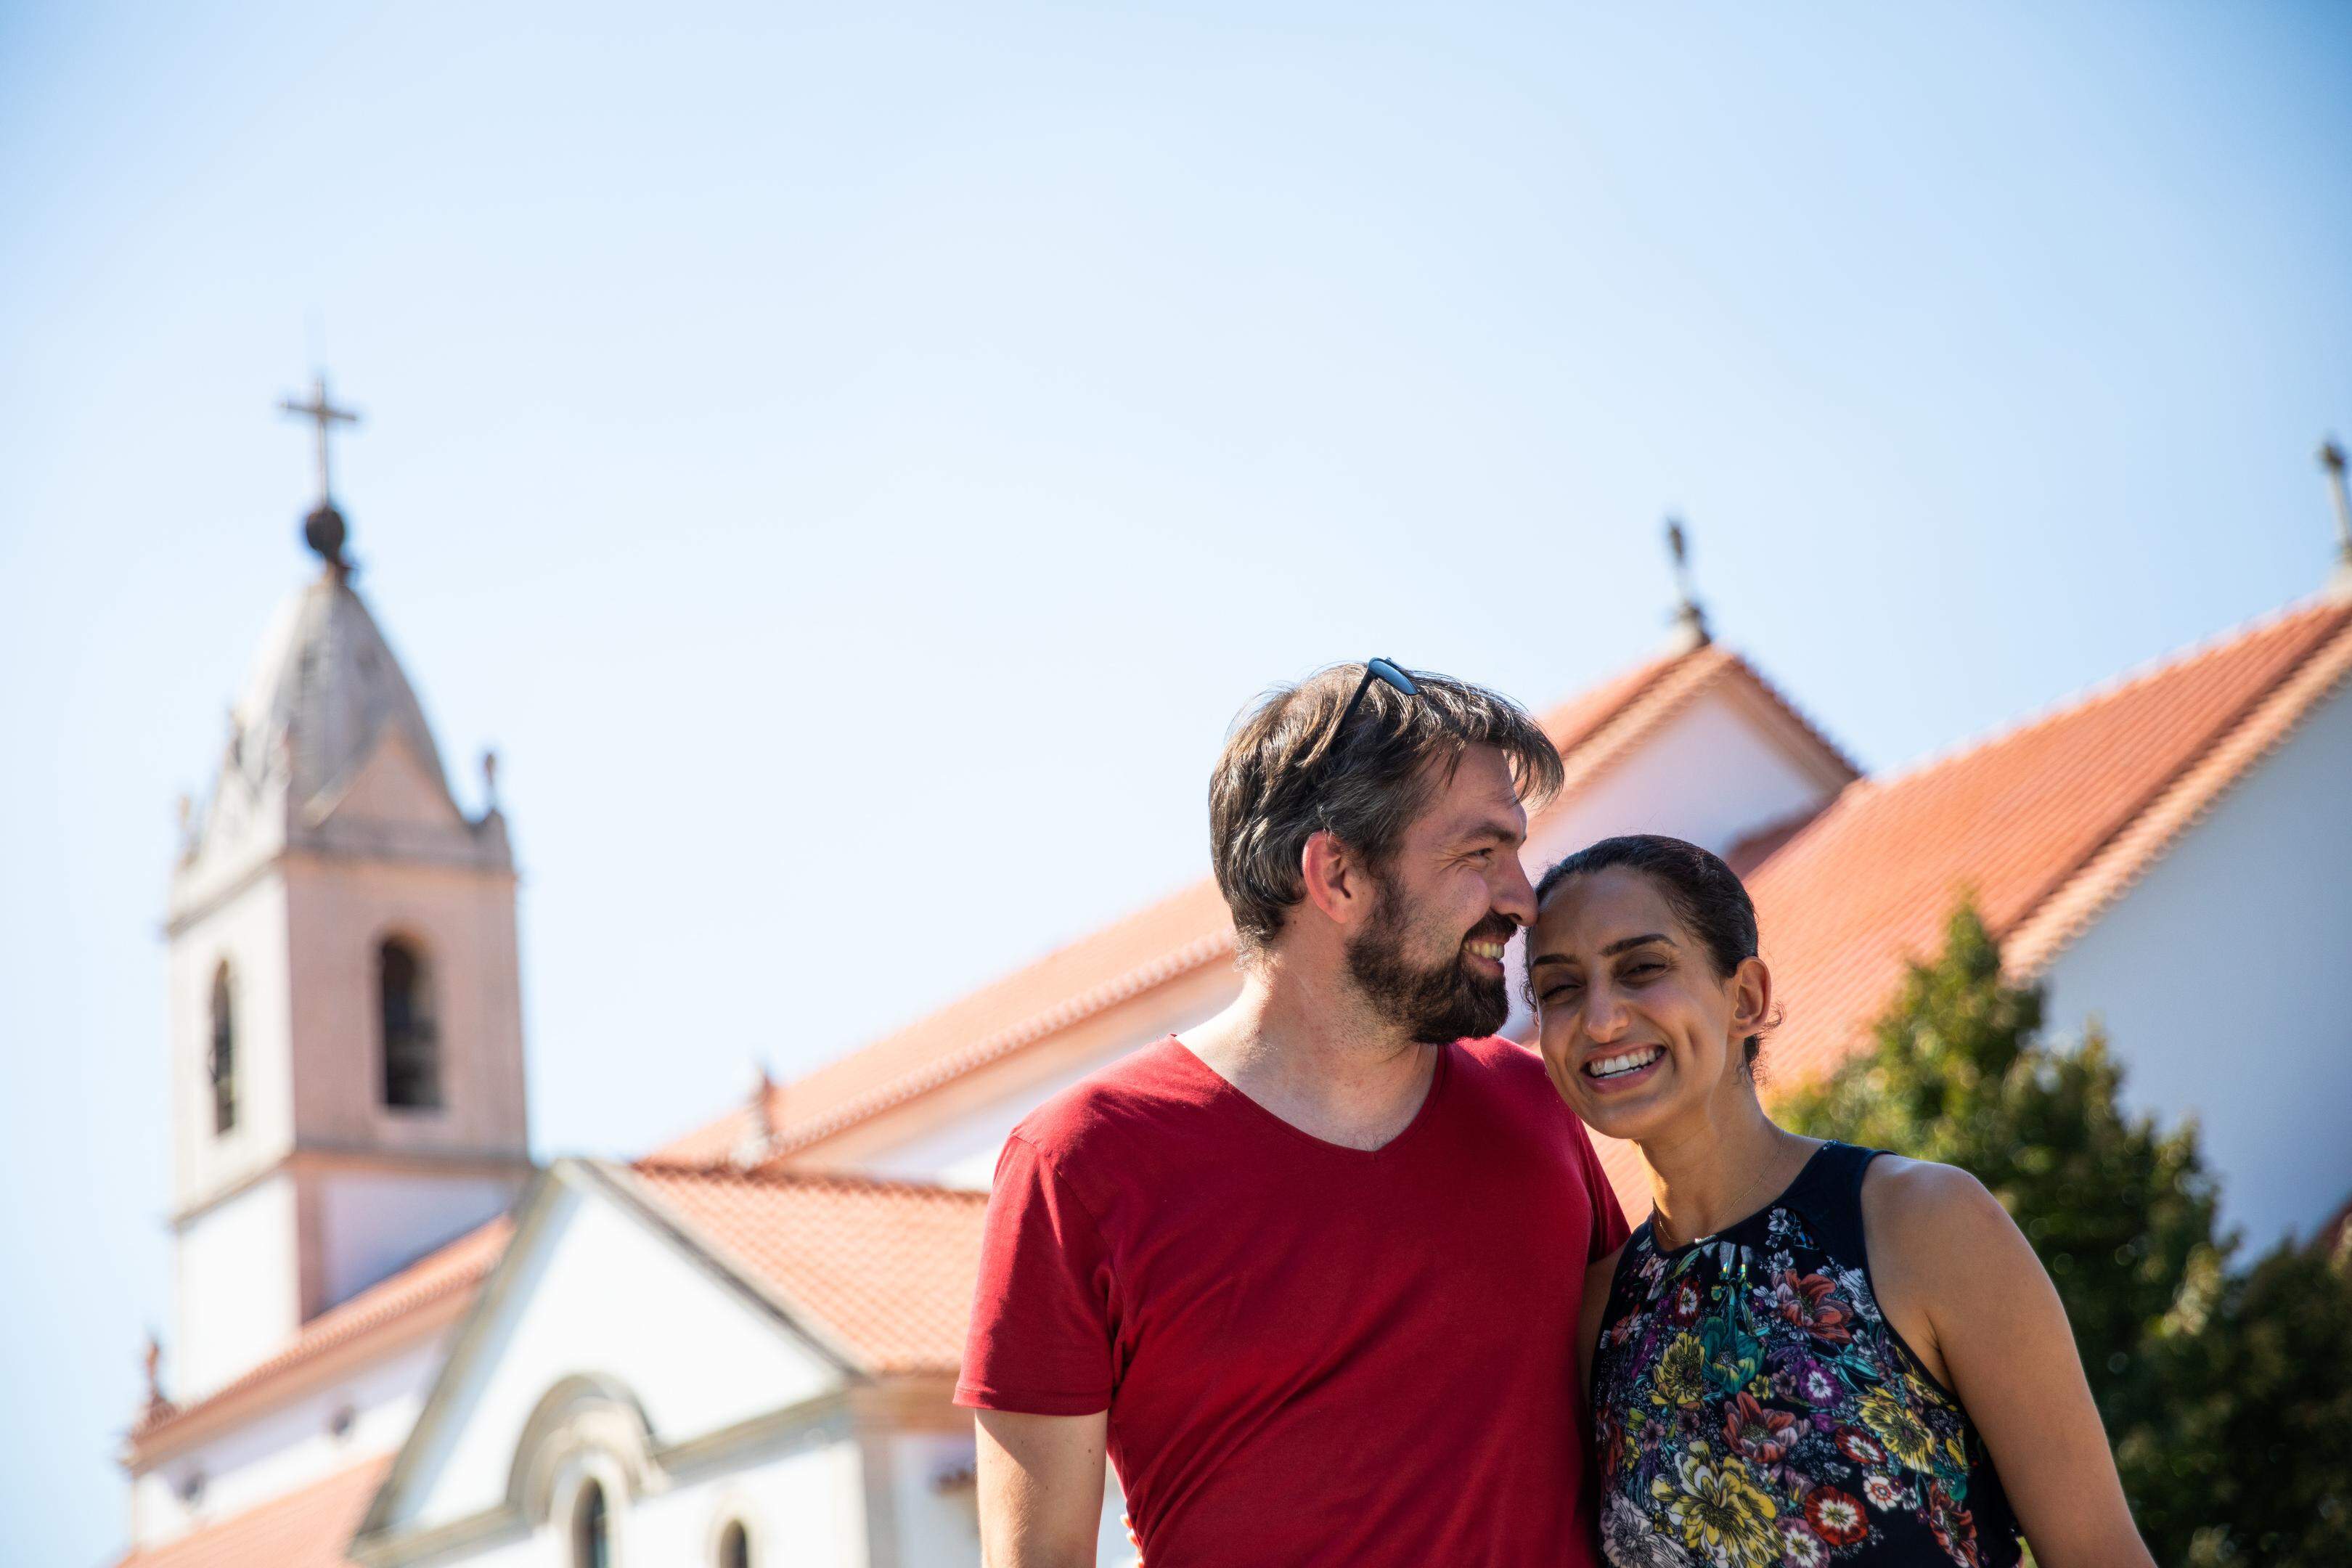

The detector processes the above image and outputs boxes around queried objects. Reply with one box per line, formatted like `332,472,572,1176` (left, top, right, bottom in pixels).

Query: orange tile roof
129,1219,510,1460
114,1455,388,1568
625,1162,988,1373
1748,596,2352,1087
663,642,1853,1169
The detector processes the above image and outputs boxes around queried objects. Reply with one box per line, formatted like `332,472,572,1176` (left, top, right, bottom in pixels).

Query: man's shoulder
1008,1035,1212,1169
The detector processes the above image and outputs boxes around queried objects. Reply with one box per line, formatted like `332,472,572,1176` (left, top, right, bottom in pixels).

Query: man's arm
976,1408,1110,1568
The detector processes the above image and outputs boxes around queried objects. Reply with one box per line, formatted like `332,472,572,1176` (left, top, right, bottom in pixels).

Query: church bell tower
163,378,532,1399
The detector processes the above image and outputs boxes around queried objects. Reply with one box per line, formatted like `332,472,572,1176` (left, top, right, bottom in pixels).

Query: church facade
113,401,2352,1567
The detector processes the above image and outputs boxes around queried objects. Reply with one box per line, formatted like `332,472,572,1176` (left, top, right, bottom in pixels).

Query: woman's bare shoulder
1861,1153,2008,1234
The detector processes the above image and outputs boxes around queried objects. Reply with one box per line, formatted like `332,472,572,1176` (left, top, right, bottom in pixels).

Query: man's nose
1495,853,1538,928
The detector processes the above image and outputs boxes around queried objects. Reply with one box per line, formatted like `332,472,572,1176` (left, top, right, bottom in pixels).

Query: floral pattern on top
1591,1150,2020,1568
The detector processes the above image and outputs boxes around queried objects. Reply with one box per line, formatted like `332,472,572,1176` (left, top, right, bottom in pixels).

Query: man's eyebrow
1458,815,1526,846
1601,933,1674,957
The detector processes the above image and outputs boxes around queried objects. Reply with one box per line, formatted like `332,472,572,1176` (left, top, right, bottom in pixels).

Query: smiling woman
1526,836,2156,1568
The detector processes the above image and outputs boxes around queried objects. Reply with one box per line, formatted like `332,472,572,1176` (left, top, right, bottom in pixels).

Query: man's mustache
1463,912,1519,950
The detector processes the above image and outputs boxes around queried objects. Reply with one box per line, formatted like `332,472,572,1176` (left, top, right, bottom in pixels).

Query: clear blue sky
4,3,2348,1560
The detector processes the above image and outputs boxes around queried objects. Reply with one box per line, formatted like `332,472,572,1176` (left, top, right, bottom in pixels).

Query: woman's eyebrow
1599,933,1673,957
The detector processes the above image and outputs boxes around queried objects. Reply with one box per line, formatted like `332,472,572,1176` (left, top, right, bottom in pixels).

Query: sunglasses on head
1327,657,1420,750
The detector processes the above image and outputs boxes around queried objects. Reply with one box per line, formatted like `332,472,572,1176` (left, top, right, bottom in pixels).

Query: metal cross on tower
279,374,362,571
281,374,359,504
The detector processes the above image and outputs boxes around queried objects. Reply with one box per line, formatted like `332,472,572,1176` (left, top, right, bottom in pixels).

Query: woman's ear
1731,955,1773,1037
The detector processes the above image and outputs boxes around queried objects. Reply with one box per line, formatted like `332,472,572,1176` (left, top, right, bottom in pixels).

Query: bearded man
957,661,1629,1567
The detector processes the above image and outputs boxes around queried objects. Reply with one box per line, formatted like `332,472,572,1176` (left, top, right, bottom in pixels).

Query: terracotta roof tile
130,1220,509,1457
659,644,1840,1167
114,1455,388,1568
626,1163,988,1373
1747,596,2352,1089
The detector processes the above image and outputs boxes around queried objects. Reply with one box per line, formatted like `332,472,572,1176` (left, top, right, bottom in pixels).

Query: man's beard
1344,866,1517,1045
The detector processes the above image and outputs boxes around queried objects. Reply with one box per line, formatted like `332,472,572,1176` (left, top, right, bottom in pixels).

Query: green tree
1780,903,2352,1566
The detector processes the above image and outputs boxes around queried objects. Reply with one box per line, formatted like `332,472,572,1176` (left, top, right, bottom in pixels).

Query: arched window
377,937,441,1109
208,963,237,1135
717,1519,751,1568
571,1479,611,1568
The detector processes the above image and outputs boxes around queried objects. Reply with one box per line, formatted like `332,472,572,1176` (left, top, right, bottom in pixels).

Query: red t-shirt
956,1034,1630,1567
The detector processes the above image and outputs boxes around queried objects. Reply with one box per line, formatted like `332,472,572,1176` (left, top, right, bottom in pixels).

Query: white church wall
389,1176,844,1538
172,1170,302,1399
887,1429,979,1566
428,1425,865,1568
132,1334,445,1548
2042,680,2352,1249
316,1169,518,1310
1524,685,1837,869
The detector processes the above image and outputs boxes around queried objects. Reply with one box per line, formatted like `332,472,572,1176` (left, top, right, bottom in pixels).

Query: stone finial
732,1063,780,1169
140,1333,173,1426
1665,515,1712,650
2320,436,2352,595
481,748,500,812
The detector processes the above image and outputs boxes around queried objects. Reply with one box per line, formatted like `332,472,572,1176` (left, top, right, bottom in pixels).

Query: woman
1526,835,2153,1568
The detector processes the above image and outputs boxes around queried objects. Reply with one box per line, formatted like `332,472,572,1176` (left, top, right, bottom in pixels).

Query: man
956,661,1629,1567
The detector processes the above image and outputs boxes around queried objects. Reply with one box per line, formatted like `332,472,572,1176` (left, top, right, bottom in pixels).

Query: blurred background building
110,407,2352,1566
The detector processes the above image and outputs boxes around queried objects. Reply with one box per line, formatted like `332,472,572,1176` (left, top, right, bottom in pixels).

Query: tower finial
139,1332,173,1426
2319,436,2352,595
1665,515,1711,648
732,1062,780,1169
279,374,361,576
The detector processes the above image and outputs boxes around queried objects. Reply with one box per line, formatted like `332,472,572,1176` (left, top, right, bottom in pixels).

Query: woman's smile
1580,1043,1666,1092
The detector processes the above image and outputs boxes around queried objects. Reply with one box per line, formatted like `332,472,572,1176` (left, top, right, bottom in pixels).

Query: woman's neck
1638,1087,1814,1249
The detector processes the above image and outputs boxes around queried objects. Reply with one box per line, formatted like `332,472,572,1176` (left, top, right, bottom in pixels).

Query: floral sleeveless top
1591,1143,2021,1568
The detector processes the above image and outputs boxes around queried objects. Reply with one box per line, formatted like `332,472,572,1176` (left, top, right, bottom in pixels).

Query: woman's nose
1583,988,1630,1044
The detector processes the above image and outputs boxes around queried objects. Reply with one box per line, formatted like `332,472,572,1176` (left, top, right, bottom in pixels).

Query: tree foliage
1780,903,2352,1567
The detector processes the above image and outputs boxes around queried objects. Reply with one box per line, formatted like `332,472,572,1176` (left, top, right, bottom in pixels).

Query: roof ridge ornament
1665,515,1712,650
2318,436,2352,597
279,373,362,578
732,1063,781,1169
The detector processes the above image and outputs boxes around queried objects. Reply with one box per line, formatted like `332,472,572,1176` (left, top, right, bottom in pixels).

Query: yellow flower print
1856,1384,1940,1472
1649,1451,1781,1568
1652,1332,1707,1407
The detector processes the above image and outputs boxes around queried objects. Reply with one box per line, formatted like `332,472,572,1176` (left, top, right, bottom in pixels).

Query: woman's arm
1863,1158,2155,1568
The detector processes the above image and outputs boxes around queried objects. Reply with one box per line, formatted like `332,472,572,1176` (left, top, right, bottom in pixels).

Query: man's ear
1299,830,1368,928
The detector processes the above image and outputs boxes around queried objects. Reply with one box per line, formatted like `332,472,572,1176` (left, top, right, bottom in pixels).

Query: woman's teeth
1585,1047,1662,1079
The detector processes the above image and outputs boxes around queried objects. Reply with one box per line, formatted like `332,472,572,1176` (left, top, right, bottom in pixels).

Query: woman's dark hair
1532,834,1772,1068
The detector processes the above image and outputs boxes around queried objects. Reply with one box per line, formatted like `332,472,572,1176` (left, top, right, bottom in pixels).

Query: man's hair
1209,663,1564,958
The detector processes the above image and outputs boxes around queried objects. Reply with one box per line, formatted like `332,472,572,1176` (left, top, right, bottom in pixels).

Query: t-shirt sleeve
1575,1122,1633,1262
954,1131,1118,1416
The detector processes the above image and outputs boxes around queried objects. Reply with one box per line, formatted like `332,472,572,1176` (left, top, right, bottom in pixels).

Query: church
113,386,2352,1567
